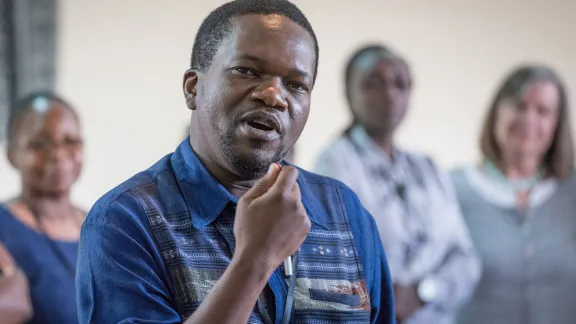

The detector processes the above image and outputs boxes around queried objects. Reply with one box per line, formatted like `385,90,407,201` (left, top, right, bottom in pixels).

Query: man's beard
220,127,286,179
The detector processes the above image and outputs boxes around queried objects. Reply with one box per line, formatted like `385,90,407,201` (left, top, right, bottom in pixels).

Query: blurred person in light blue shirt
314,44,480,324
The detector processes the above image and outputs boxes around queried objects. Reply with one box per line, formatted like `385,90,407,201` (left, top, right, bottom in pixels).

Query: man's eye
233,67,258,76
288,82,308,93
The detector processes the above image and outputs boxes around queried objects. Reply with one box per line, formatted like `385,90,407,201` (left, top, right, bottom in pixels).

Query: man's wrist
229,253,274,286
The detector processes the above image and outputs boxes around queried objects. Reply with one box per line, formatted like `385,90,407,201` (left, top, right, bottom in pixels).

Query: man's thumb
243,163,281,201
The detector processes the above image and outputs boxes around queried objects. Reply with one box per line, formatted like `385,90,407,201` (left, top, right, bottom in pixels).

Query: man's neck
189,138,262,199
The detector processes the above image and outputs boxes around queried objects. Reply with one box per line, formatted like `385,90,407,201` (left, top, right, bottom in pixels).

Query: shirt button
524,243,535,257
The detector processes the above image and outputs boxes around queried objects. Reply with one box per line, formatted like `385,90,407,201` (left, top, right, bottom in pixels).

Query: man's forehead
231,14,299,32
233,14,286,30
216,14,316,73
229,15,313,46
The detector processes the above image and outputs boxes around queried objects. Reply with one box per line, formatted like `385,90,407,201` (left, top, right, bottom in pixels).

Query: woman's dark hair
343,44,406,135
7,91,77,146
479,65,574,179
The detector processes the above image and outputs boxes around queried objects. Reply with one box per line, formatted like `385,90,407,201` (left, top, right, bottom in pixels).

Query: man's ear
183,69,199,111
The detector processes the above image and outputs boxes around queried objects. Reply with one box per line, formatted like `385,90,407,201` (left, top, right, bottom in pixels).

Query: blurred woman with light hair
451,64,576,324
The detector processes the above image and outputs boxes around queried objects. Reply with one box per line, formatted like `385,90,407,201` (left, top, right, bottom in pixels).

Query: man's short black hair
191,0,319,84
7,91,77,145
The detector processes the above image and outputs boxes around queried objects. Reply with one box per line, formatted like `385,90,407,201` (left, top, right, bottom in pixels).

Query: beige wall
1,0,575,208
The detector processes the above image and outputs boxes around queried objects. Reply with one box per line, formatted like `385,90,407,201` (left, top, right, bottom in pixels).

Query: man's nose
250,77,288,110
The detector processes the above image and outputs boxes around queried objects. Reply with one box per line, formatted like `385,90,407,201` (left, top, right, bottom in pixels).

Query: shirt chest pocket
290,191,373,322
292,278,372,323
309,288,362,307
277,226,372,322
290,264,372,323
293,278,368,309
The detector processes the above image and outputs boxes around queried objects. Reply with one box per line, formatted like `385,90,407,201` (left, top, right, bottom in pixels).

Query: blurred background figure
0,237,32,324
0,93,84,324
451,65,576,324
314,44,479,324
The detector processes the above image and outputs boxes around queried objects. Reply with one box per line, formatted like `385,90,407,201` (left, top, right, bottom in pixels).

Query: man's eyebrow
235,54,263,63
235,54,311,80
289,67,310,79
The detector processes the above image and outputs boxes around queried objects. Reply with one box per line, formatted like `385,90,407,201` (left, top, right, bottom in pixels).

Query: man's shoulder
85,153,178,227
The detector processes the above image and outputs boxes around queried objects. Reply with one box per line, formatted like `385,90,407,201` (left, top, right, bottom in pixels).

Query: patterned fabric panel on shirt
294,221,371,323
130,172,371,324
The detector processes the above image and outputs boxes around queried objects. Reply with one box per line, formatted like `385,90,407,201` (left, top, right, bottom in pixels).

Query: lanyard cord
258,252,299,324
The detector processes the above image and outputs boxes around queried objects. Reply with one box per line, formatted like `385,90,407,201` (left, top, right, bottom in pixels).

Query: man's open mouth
247,120,274,132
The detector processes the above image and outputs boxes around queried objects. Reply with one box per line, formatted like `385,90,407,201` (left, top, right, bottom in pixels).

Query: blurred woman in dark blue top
0,92,84,324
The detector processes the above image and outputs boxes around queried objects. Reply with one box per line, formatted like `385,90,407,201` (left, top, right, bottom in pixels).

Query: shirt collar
171,139,234,228
463,165,558,208
171,139,328,230
349,125,404,167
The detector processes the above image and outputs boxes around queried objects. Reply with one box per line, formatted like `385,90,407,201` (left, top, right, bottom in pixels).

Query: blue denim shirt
76,139,394,324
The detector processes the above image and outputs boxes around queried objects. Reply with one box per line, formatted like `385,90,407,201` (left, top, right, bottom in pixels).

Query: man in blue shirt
76,1,394,323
